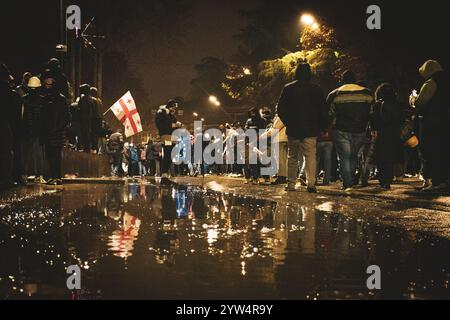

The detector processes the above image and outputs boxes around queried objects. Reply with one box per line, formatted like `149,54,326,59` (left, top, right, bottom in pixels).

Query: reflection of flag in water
110,91,143,138
108,213,141,259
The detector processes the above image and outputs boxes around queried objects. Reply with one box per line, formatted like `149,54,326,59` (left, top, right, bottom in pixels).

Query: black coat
42,92,69,148
371,99,404,164
22,91,45,139
278,80,328,139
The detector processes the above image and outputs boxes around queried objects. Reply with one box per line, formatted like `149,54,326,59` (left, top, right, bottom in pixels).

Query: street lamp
300,14,315,26
193,112,199,117
243,68,251,75
209,95,221,107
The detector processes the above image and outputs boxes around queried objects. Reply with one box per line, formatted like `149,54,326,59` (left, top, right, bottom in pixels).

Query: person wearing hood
155,99,182,182
41,76,69,185
410,60,450,192
278,63,328,193
43,58,70,102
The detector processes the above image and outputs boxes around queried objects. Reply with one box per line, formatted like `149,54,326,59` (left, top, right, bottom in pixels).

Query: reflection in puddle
0,183,449,299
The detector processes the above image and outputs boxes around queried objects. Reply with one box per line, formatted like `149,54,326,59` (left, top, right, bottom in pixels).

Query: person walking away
106,129,124,177
77,84,95,153
22,77,46,182
138,144,147,177
41,77,69,185
260,112,288,185
151,137,163,177
278,63,328,193
155,100,182,183
410,60,450,192
327,70,373,191
371,83,404,190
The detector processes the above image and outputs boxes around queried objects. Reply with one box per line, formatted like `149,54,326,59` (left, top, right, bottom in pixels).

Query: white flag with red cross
110,91,143,138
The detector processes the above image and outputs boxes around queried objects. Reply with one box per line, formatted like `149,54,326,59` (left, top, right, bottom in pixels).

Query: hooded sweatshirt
411,60,450,122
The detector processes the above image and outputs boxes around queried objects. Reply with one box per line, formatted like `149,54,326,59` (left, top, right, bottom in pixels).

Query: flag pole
103,107,111,116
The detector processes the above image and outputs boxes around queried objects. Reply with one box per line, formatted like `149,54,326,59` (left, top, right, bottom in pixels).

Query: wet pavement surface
1,183,450,300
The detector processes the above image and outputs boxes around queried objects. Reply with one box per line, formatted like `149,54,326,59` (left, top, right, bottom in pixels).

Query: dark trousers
378,162,394,187
45,146,62,180
162,145,174,175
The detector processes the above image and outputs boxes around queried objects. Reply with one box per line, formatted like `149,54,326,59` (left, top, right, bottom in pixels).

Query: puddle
0,184,449,299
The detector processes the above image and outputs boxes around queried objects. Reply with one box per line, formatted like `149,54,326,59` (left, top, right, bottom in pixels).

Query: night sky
2,0,450,108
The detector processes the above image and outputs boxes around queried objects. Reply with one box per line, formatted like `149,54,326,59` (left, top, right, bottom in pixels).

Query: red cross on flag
110,91,143,138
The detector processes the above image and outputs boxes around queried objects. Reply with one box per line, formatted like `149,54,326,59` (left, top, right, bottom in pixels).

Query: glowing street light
243,67,251,75
201,118,205,122
209,95,221,107
311,22,320,30
300,14,315,26
209,95,218,104
193,112,199,117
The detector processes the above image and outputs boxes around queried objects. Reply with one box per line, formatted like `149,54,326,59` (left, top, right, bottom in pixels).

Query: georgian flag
110,91,143,137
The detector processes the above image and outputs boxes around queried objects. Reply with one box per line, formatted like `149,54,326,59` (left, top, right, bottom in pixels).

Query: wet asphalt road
0,181,449,300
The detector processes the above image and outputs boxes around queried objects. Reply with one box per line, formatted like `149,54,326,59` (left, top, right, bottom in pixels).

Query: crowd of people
1,57,448,195
0,58,111,188
144,60,449,195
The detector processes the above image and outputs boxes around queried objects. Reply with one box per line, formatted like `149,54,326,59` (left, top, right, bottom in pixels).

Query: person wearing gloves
410,60,450,192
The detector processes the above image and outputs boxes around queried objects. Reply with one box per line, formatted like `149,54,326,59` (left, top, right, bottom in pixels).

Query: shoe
307,186,317,193
284,184,296,192
272,177,287,185
416,179,432,191
421,183,448,193
297,177,307,186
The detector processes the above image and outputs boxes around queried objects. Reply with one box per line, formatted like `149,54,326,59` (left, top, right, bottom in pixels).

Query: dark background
1,0,449,126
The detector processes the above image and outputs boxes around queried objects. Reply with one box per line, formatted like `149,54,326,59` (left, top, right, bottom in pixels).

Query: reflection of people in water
108,212,141,259
192,192,208,220
106,188,124,221
153,188,180,265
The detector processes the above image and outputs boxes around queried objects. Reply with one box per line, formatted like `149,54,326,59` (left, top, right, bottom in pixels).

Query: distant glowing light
243,68,251,75
193,112,198,117
300,14,315,26
312,22,320,30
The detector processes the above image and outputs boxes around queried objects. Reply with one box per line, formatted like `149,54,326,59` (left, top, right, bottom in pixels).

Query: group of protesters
152,60,449,194
0,58,110,188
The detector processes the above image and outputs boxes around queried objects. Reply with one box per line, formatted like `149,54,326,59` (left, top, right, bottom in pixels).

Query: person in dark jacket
327,70,374,191
155,99,182,181
77,84,95,152
371,83,404,190
278,62,328,193
106,129,125,177
22,76,45,180
410,60,450,192
41,76,69,185
244,107,265,184
44,58,70,102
